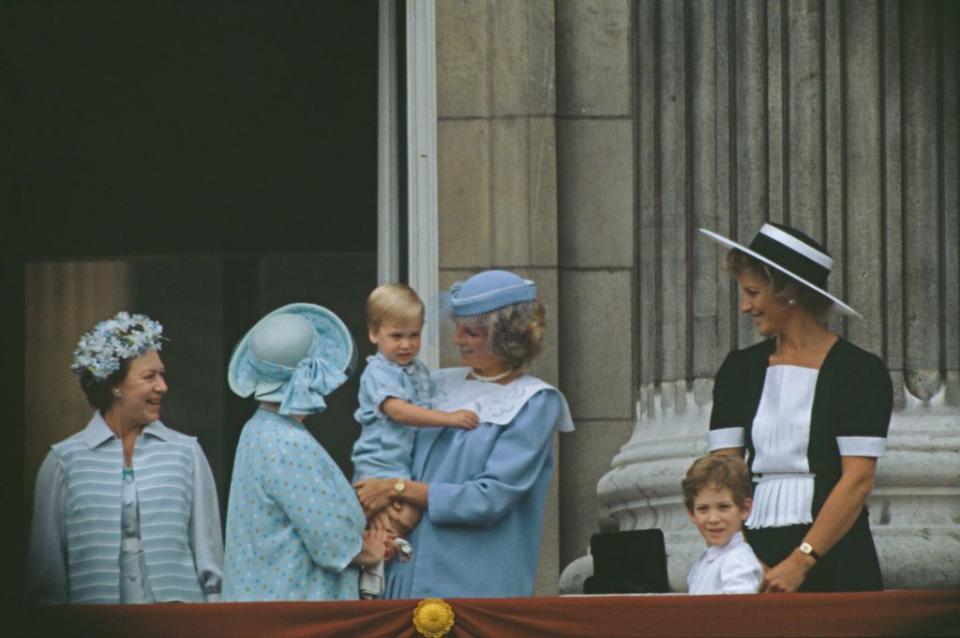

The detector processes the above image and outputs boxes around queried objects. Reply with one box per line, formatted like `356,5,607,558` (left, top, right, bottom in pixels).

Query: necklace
468,368,517,383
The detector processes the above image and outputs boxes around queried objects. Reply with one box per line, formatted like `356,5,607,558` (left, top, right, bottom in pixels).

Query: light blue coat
385,390,565,598
222,408,366,601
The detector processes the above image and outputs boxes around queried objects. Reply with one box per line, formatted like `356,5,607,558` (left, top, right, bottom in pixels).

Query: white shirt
687,532,763,595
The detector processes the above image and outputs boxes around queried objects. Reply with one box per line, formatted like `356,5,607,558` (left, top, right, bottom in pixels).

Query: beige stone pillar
554,0,637,572
435,0,562,594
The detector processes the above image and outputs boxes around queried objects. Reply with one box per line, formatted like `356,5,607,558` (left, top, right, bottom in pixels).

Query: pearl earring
112,388,122,398
788,298,797,306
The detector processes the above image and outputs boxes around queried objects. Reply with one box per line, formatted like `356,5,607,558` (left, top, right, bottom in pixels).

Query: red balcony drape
15,590,959,637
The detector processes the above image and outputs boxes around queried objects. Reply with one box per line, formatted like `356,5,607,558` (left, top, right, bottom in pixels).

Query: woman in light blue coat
355,271,574,598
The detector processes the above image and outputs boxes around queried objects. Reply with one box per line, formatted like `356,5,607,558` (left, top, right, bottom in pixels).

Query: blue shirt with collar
351,352,433,481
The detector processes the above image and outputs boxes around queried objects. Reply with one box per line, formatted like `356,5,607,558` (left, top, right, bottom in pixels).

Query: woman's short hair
366,284,425,331
682,454,752,511
725,249,833,319
78,359,131,414
455,300,546,371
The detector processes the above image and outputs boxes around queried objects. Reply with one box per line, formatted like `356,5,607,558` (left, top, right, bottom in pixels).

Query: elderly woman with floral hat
354,270,575,598
222,303,392,601
700,223,893,593
26,312,223,604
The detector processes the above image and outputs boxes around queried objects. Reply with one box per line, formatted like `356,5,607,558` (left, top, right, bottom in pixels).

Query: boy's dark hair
682,454,752,511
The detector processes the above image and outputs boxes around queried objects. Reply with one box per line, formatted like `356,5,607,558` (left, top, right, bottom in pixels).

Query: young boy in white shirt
682,454,763,594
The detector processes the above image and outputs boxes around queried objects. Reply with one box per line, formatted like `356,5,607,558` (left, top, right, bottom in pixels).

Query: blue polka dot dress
223,408,366,601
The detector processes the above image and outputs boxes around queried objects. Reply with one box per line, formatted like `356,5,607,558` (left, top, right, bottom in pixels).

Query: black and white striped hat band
749,224,833,289
698,223,861,318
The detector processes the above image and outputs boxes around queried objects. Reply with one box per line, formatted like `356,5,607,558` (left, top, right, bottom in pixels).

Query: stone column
560,0,959,592
554,0,637,574
434,0,562,594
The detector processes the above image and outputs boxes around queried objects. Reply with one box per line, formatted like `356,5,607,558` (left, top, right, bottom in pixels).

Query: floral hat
72,312,165,380
227,303,356,415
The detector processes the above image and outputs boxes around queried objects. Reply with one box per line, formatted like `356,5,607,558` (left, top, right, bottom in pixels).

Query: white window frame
378,0,439,368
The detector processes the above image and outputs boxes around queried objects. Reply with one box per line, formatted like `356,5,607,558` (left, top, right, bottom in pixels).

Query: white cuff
837,436,886,457
708,427,745,451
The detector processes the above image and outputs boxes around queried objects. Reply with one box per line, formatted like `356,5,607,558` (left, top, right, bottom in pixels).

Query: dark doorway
1,1,381,608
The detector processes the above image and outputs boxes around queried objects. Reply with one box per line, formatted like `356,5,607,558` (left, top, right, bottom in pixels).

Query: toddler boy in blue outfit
351,283,478,533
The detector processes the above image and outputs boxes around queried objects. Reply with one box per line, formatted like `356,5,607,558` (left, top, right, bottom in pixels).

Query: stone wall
434,0,563,594
554,0,638,570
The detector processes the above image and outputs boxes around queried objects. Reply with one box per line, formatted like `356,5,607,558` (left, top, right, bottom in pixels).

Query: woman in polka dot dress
222,304,393,601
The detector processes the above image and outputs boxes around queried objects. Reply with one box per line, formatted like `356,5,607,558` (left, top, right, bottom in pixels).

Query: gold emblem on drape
413,597,455,637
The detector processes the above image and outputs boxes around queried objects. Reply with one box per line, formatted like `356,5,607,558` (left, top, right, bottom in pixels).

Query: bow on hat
236,339,348,415
228,303,356,416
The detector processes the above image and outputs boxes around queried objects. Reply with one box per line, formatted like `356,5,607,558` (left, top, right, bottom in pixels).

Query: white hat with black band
699,223,861,319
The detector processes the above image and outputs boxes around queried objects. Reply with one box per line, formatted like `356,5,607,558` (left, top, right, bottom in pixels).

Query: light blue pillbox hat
448,270,538,317
228,303,356,415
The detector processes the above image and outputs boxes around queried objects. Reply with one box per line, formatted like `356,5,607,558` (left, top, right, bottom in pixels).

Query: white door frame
378,0,439,368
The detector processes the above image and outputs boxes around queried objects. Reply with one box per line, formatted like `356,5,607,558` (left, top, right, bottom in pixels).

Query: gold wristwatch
393,478,406,499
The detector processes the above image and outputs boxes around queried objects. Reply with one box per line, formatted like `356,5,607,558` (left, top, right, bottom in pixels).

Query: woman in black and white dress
700,223,892,593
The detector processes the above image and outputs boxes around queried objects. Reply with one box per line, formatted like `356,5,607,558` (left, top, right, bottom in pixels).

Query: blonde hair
366,284,425,331
724,249,833,319
682,454,752,512
455,300,546,371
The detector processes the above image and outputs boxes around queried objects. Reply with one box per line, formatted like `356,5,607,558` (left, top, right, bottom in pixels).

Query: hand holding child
353,529,393,567
368,509,397,533
446,409,479,430
366,499,423,537
354,477,396,516
384,502,422,536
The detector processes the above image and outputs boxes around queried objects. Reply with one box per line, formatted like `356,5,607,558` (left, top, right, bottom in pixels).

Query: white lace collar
431,367,574,431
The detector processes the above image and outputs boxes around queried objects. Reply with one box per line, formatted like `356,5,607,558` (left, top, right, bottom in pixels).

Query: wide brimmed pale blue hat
228,303,356,415
448,270,538,317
